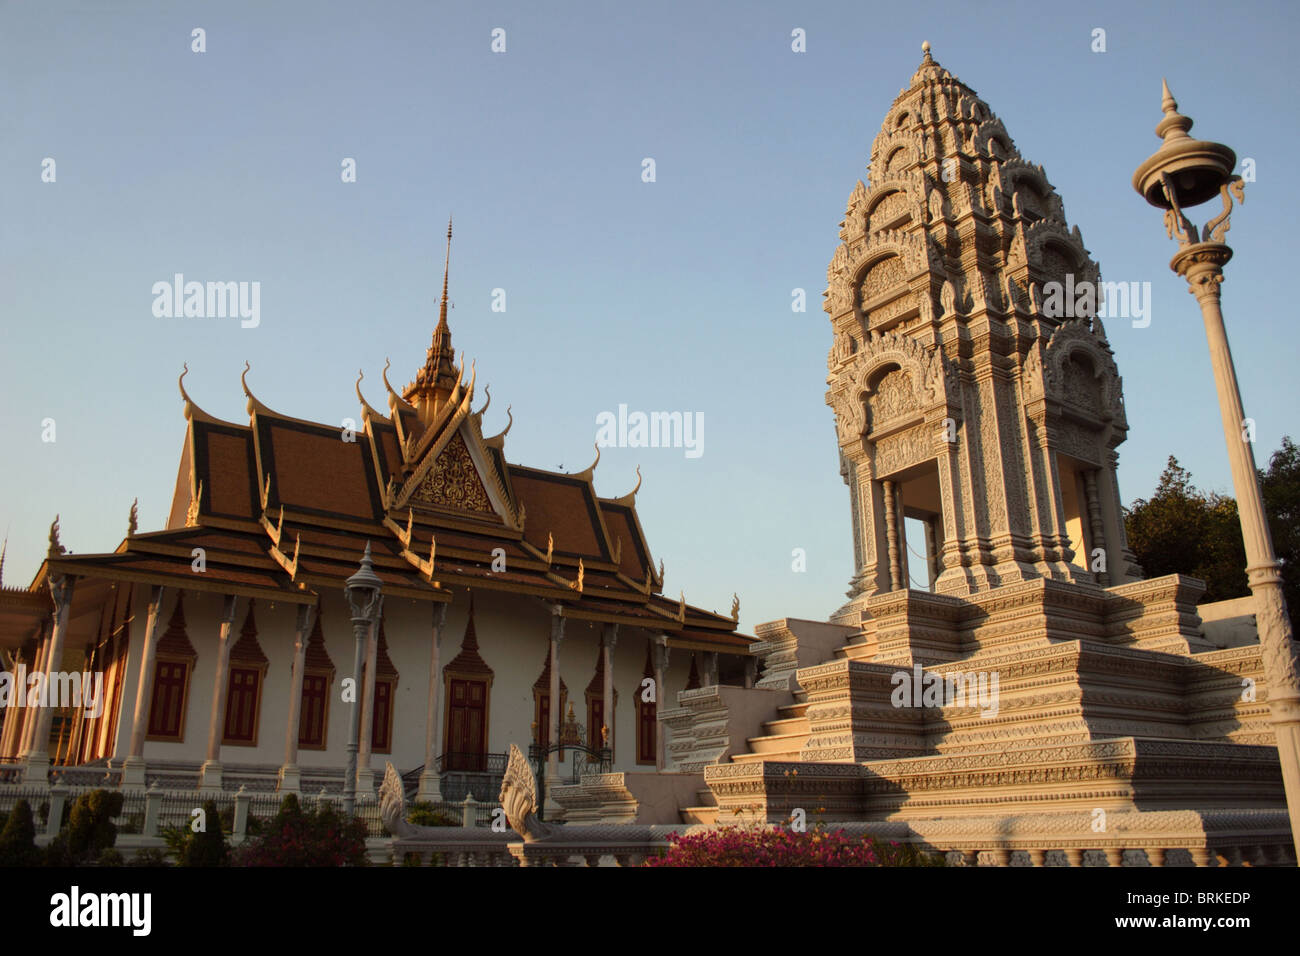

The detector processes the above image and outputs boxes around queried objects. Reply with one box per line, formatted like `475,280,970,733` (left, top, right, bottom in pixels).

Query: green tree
1125,456,1247,603
0,800,42,867
1125,439,1298,622
1260,436,1300,630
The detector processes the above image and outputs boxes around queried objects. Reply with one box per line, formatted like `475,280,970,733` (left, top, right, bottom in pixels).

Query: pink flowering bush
644,825,945,867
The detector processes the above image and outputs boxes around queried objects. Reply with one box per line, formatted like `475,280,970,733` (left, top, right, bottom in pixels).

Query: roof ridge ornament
611,465,642,507
186,481,203,528
485,405,514,446
48,514,65,557
574,442,601,482
383,358,415,414
127,498,139,537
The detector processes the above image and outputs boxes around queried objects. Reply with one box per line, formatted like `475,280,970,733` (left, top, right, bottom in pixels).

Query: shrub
233,794,368,867
46,790,123,866
644,825,947,867
407,802,461,827
0,800,42,867
96,848,126,867
129,847,170,867
179,800,229,867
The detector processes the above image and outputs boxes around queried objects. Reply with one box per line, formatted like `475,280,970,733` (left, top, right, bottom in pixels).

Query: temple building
1,47,1294,866
0,223,754,804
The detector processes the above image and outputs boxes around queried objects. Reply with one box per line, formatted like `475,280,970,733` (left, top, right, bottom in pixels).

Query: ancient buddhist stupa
557,44,1293,866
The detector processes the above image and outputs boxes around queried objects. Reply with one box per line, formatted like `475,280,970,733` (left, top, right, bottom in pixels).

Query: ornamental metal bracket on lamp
1133,79,1300,858
1132,80,1244,257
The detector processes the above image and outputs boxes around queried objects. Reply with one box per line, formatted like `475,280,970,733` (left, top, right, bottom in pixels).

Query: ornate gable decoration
157,593,198,660
412,430,494,514
1027,318,1126,427
827,330,959,446
446,600,493,679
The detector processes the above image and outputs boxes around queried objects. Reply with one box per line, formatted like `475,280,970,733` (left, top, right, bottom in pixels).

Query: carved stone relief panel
867,191,912,233
1053,421,1100,466
869,368,916,429
1061,354,1102,415
872,424,933,478
859,256,908,304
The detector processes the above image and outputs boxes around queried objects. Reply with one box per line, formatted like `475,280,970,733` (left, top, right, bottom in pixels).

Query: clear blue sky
2,0,1297,629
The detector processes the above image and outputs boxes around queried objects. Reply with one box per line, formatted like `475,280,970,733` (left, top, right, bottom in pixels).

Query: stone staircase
731,694,811,763
679,787,719,825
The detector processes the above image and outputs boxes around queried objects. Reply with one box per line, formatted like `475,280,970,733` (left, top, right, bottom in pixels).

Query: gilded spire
405,216,459,411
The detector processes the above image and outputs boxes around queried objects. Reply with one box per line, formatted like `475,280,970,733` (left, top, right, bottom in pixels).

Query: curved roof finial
382,357,414,412
574,443,601,482
177,362,226,424
486,404,513,445
241,361,272,417
47,514,65,558
475,384,492,419
611,465,642,507
355,368,386,422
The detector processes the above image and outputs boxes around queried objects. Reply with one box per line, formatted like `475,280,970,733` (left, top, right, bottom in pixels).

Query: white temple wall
114,582,695,777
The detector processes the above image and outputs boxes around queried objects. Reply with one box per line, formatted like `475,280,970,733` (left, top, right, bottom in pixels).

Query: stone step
746,730,808,755
732,748,802,763
679,806,718,825
775,700,809,719
694,788,717,807
762,716,810,737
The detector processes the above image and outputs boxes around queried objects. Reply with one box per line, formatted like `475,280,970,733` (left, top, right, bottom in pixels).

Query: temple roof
20,247,754,655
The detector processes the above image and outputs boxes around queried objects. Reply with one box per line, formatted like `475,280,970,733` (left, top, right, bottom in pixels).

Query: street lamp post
343,541,384,818
1134,80,1300,857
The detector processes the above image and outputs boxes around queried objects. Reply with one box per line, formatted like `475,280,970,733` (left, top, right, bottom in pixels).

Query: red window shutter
223,667,261,743
147,661,188,738
371,680,393,752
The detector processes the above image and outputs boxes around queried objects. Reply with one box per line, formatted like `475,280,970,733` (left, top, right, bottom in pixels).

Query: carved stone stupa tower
825,43,1141,609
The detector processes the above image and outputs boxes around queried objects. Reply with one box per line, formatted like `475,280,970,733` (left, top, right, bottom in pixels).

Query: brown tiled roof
597,503,649,579
509,467,607,560
260,417,381,520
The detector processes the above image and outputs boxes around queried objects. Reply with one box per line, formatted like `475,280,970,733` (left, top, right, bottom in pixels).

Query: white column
601,623,618,762
24,579,71,782
652,636,669,772
16,621,49,759
417,603,449,802
883,479,902,590
199,595,239,792
278,602,317,795
123,585,166,788
355,617,380,796
545,608,565,808
0,638,33,758
1177,246,1300,851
